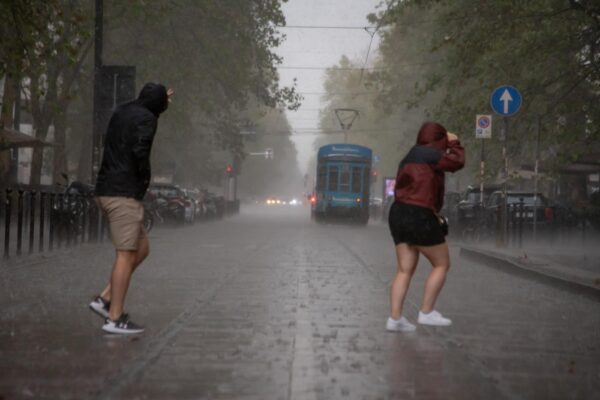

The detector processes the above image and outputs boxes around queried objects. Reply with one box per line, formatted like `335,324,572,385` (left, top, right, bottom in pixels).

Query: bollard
65,194,72,247
39,192,46,252
3,189,12,260
72,195,79,246
81,196,88,245
506,204,517,247
581,206,586,247
49,193,56,251
57,193,64,249
75,195,83,246
29,191,36,254
16,190,24,256
495,205,502,247
88,195,97,242
512,204,518,248
518,199,524,248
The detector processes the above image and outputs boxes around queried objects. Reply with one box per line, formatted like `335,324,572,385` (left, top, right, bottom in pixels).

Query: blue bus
311,144,373,224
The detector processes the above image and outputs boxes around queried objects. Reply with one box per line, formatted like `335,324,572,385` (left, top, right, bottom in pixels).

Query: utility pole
91,0,103,183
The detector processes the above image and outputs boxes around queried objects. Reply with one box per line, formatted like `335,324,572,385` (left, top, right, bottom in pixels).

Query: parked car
441,191,461,228
181,188,203,219
199,190,224,220
484,191,555,228
589,191,600,231
456,185,502,230
146,184,193,224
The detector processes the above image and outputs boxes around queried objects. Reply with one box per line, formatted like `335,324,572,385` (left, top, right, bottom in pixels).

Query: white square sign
475,114,492,139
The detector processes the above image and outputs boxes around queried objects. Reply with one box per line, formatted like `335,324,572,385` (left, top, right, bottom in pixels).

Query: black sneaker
102,313,144,335
89,296,110,319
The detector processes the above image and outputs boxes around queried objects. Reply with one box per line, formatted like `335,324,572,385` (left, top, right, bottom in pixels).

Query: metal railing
1,187,108,261
456,201,594,248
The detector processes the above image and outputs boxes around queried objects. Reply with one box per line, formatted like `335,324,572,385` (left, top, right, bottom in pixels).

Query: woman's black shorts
388,201,446,246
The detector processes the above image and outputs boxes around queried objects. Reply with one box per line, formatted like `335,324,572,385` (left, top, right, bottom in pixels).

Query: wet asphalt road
1,204,599,400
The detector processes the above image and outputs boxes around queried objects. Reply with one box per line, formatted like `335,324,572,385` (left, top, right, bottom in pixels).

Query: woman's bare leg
390,243,419,320
416,242,450,313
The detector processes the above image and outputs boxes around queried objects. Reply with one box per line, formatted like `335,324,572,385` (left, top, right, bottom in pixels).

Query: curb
460,246,600,301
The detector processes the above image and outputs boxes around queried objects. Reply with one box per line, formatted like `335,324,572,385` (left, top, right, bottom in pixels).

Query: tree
369,0,600,183
1,0,93,185
100,0,301,187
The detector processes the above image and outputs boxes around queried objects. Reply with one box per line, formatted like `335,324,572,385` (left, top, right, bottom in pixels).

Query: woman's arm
436,138,465,172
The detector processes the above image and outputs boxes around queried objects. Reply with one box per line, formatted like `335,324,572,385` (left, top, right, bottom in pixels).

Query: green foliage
103,0,301,185
1,0,302,187
368,0,600,181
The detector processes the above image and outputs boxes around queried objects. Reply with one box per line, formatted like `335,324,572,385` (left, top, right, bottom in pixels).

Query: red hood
416,122,448,151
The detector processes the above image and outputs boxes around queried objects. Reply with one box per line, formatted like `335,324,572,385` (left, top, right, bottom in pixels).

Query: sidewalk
460,241,600,294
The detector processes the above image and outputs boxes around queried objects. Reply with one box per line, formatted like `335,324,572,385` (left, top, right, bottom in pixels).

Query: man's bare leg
100,236,149,302
107,250,137,321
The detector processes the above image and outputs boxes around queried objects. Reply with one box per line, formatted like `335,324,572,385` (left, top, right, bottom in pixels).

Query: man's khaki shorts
96,196,146,251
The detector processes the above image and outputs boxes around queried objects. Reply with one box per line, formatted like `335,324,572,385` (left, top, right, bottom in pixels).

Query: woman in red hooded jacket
386,122,465,332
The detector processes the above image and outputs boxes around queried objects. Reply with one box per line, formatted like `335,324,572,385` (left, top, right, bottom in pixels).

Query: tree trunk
29,120,50,186
29,144,44,186
0,76,16,185
52,109,68,184
77,128,92,183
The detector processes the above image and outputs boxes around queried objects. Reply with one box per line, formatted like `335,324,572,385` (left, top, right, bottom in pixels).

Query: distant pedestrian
386,122,465,332
90,83,173,334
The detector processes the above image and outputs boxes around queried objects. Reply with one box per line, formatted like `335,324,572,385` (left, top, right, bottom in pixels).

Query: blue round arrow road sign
490,85,522,116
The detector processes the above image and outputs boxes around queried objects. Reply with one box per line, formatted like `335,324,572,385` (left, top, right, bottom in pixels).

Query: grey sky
275,0,382,174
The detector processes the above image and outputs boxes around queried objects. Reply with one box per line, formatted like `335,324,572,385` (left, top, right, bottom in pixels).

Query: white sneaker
418,310,452,326
102,314,144,335
386,316,416,332
89,296,110,319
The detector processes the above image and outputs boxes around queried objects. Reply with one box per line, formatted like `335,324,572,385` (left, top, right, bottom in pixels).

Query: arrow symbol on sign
500,89,513,114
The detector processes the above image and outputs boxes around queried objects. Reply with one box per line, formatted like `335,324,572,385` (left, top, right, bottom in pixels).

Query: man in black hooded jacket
90,82,173,334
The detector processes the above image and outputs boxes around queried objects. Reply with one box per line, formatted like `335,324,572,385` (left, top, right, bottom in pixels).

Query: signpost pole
502,117,509,247
475,114,492,215
480,140,485,206
533,114,541,243
490,85,522,248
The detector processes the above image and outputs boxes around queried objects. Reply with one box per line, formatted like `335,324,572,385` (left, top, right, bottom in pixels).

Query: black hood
136,83,168,116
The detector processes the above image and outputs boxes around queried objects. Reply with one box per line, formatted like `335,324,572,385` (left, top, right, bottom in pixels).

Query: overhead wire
276,25,377,30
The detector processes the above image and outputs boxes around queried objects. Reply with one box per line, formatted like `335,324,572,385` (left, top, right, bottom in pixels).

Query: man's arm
131,115,158,185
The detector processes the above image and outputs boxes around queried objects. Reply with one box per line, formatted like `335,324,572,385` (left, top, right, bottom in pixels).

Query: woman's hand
447,132,458,141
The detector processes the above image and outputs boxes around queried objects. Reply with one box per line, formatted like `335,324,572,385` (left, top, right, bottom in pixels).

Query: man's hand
447,132,458,141
167,88,175,103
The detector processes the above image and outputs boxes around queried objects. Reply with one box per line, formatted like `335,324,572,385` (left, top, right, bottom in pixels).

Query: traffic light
226,164,234,175
371,169,378,183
